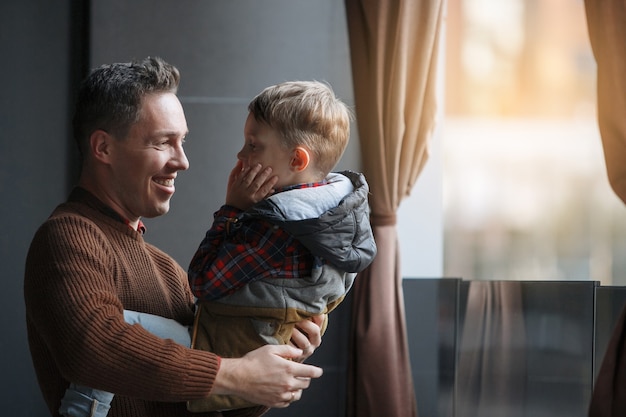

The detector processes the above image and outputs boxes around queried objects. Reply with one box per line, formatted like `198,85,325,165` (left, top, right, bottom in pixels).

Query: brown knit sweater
24,188,266,417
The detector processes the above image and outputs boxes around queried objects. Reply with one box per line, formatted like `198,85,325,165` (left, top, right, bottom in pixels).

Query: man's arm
25,214,324,407
213,345,323,407
211,312,325,407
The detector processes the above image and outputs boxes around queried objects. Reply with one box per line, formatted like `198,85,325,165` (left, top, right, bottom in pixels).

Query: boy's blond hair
248,81,353,177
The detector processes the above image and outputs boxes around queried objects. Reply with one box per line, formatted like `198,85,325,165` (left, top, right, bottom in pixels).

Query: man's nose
173,146,190,171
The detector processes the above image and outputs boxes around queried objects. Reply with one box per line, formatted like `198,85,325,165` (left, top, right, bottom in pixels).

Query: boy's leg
59,384,114,417
59,311,191,416
123,310,191,347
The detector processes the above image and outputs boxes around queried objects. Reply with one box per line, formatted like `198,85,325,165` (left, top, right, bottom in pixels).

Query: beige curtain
585,1,626,416
344,1,445,416
585,0,626,205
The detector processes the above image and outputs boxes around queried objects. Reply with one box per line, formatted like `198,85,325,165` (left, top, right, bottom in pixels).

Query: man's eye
152,142,168,150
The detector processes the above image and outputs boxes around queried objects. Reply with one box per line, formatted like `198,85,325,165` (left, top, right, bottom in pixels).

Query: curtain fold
344,0,445,416
585,1,626,416
456,281,526,417
584,0,626,205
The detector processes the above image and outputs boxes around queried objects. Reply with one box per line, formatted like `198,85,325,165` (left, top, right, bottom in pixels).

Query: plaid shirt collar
273,179,328,194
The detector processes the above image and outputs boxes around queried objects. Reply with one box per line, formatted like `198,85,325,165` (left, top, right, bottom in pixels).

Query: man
24,56,323,417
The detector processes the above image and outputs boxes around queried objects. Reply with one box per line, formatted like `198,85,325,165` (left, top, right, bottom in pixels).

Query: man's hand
212,344,323,408
225,161,278,210
290,314,326,362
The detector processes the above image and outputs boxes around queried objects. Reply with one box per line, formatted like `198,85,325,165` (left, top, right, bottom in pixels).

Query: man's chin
144,204,171,218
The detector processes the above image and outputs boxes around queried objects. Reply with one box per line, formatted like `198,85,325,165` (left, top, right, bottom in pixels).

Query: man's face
107,92,189,221
237,112,294,188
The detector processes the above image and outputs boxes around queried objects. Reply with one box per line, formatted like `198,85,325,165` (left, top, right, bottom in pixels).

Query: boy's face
238,112,295,188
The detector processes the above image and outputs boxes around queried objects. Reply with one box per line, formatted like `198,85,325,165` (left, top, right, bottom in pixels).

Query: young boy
186,80,377,412
59,80,375,416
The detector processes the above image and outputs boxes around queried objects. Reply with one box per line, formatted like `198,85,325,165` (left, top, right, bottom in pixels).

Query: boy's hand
290,314,326,362
225,161,278,210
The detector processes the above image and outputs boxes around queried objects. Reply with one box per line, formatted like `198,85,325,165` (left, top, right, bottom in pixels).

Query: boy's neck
290,172,324,186
277,172,328,191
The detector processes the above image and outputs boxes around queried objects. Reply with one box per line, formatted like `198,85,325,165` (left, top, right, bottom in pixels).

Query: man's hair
248,80,353,176
72,56,180,157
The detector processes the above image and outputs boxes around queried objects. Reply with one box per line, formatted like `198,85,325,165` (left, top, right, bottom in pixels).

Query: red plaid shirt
188,181,326,301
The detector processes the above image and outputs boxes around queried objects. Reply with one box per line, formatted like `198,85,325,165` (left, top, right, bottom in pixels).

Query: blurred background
442,0,625,285
3,1,623,416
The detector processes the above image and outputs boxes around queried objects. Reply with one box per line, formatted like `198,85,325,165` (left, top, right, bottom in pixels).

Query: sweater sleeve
24,214,219,403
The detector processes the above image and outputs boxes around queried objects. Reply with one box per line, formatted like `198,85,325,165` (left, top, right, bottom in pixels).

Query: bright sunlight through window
443,0,626,285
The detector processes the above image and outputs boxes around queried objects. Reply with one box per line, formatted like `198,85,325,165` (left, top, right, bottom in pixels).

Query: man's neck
78,176,142,231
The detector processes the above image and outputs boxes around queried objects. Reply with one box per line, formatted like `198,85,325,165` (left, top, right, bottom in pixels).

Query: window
443,0,625,284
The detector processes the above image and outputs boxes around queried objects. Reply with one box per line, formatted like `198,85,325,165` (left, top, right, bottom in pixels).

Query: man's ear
89,130,113,164
290,147,310,172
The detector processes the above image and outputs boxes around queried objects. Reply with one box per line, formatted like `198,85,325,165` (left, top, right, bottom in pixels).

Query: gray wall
1,1,357,415
1,1,77,415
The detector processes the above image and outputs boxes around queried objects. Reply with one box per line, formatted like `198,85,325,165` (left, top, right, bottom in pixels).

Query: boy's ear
90,129,114,164
291,147,310,171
